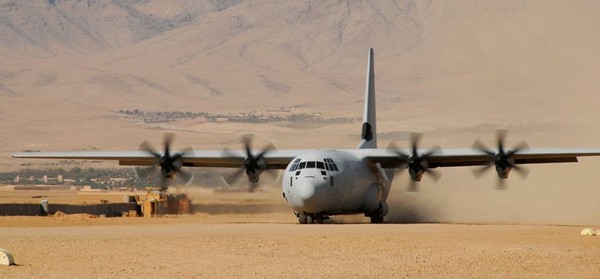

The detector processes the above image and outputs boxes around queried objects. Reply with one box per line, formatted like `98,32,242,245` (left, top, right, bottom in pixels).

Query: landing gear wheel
306,214,314,224
315,214,324,224
370,215,384,224
298,213,326,224
298,213,308,224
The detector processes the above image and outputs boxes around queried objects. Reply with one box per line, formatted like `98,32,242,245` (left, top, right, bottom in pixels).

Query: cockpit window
289,158,301,171
316,162,325,169
290,158,339,172
324,158,339,171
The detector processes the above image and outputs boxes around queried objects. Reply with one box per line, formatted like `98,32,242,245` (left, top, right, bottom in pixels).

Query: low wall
0,204,42,216
0,203,137,217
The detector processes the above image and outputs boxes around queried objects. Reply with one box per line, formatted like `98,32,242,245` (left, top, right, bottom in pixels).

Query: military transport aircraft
13,49,600,224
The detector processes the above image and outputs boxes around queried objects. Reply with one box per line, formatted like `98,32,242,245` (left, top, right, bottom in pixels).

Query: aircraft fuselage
281,150,388,221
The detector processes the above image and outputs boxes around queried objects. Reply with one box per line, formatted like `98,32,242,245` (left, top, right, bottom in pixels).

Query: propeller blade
496,129,507,153
496,177,507,190
140,140,161,158
175,169,194,186
163,132,175,146
248,183,260,192
407,180,418,192
263,169,279,181
507,141,530,156
472,139,495,156
255,142,275,160
411,133,422,156
225,167,246,185
222,147,245,161
422,145,441,160
512,164,530,179
471,164,493,178
425,168,441,183
242,134,254,156
386,141,409,166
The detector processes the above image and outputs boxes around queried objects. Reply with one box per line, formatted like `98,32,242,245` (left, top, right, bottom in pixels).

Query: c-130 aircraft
14,49,600,224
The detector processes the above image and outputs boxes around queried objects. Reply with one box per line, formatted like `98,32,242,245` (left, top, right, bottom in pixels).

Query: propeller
138,133,194,190
472,130,530,188
224,135,275,192
389,133,441,192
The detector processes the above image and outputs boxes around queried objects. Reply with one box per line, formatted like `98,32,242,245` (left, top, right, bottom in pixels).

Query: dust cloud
385,163,600,225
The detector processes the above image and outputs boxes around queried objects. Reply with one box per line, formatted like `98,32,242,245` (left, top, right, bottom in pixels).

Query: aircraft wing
359,148,600,168
12,150,310,170
13,147,600,170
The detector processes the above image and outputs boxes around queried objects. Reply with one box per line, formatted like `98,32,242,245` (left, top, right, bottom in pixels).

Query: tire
370,215,384,224
298,213,308,224
306,214,314,224
315,214,324,224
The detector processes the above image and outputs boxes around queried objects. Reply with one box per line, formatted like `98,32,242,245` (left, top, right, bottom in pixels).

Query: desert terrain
0,188,599,278
1,0,600,277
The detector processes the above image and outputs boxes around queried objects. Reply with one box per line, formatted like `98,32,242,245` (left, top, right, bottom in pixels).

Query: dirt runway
1,213,599,278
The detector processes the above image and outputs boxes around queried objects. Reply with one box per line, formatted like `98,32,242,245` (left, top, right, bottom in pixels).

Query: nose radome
292,179,328,213
297,181,316,200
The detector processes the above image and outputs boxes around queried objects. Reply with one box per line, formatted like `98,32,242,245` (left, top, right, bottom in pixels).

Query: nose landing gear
296,212,326,224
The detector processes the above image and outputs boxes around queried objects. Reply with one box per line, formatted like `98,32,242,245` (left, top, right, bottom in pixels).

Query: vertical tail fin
358,48,377,149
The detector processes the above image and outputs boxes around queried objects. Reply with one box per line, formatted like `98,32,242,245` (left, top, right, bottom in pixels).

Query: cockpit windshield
289,158,339,172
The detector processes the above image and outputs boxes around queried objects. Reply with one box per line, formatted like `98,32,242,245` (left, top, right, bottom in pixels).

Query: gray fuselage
281,150,388,216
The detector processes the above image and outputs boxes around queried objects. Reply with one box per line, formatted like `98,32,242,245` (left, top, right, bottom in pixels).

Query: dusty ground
0,188,599,278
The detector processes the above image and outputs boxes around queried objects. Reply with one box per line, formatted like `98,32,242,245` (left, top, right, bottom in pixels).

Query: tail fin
358,48,377,149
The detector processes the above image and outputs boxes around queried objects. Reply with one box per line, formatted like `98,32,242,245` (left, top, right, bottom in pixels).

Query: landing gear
368,202,388,224
315,214,324,224
306,214,313,224
298,212,308,224
370,215,384,224
297,212,325,224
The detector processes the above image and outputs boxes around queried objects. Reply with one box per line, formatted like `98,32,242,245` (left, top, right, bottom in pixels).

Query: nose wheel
297,212,325,224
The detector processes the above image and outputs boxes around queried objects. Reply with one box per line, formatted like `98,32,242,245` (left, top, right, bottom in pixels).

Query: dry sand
0,189,599,278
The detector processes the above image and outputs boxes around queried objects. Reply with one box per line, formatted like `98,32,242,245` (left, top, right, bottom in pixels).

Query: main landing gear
296,212,326,224
367,202,388,224
369,215,384,224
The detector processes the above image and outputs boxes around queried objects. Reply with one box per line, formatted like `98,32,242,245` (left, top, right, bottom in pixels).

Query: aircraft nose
290,179,327,213
297,181,316,200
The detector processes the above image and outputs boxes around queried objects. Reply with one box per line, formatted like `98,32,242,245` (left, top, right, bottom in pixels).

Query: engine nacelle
494,153,515,179
495,165,511,179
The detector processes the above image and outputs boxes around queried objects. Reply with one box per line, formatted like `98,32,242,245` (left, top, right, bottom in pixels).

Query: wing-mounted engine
138,133,194,189
389,133,441,191
472,130,530,188
224,135,275,191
